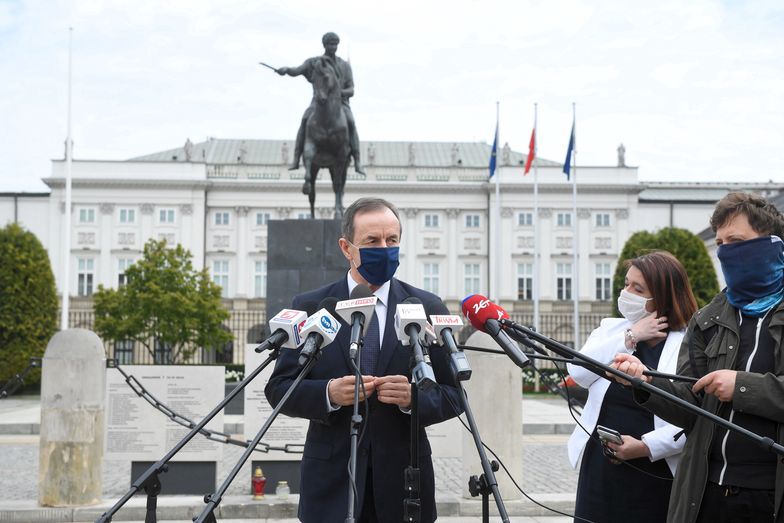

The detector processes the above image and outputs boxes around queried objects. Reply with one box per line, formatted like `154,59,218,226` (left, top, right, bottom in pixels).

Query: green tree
0,223,58,387
93,239,232,363
613,227,719,312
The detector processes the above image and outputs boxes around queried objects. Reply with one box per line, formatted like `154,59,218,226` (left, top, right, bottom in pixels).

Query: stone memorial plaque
105,365,224,462
426,415,462,458
244,344,308,461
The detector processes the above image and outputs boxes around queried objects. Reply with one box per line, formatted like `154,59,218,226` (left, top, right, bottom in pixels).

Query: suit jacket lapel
377,279,408,376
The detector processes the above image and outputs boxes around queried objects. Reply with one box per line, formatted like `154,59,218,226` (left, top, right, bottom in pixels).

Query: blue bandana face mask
717,235,784,317
349,242,400,285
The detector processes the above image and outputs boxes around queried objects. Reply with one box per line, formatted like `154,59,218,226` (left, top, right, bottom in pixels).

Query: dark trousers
359,466,377,523
696,481,775,523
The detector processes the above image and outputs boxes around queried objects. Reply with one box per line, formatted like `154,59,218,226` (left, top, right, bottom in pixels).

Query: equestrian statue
267,32,364,219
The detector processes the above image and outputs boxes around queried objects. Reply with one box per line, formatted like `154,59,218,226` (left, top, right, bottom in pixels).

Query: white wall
27,157,781,309
0,194,51,246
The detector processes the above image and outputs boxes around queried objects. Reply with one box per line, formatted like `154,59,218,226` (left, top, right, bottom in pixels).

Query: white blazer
566,317,686,475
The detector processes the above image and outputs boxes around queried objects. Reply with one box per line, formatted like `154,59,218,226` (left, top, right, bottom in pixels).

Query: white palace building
2,138,782,364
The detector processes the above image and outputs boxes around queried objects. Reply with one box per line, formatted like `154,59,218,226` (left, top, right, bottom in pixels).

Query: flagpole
60,27,73,331
486,187,491,302
493,101,501,302
532,103,540,332
571,102,580,349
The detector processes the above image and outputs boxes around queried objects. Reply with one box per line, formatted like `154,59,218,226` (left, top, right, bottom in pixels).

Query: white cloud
0,0,782,191
650,63,694,89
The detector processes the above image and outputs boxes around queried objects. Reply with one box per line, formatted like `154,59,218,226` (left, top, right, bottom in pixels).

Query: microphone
461,294,530,369
297,298,341,367
425,300,472,381
300,300,319,322
421,321,439,348
254,308,309,352
335,285,378,361
394,297,436,391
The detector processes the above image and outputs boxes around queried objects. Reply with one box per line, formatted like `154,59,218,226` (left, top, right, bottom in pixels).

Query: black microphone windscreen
319,296,340,316
301,300,319,316
424,299,450,319
402,296,422,305
350,285,374,300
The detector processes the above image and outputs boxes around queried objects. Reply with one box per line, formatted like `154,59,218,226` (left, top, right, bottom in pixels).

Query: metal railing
67,309,267,366
67,307,607,368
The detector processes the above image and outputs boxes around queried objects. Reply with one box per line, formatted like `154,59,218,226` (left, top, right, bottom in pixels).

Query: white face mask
617,289,653,323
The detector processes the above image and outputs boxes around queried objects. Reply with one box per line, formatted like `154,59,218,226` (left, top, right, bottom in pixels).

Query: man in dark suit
265,197,462,523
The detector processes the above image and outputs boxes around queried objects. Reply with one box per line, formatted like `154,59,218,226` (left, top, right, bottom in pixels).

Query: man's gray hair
341,198,401,243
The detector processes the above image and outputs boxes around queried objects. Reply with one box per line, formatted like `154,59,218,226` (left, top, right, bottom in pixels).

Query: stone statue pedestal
38,329,106,507
461,331,523,501
265,219,345,322
260,218,346,491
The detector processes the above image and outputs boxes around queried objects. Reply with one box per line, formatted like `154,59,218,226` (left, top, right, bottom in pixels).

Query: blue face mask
717,235,784,317
349,242,400,285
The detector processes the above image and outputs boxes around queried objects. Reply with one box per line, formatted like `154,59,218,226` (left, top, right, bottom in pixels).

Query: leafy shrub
0,224,58,387
613,227,719,311
93,239,232,364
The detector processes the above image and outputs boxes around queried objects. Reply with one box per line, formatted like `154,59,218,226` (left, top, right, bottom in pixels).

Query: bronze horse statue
301,57,351,219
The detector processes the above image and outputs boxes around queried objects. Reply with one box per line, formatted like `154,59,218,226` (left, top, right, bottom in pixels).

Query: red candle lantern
252,466,266,499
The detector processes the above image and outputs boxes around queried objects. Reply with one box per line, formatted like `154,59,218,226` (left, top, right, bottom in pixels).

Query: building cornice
44,176,644,196
45,178,212,190
0,192,51,197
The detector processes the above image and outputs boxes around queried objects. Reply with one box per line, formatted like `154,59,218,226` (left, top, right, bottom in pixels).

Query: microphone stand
403,328,435,522
456,379,510,523
96,343,284,523
194,353,322,523
516,351,700,384
529,352,699,384
459,343,698,384
440,342,511,522
345,328,365,523
404,365,421,523
500,320,784,457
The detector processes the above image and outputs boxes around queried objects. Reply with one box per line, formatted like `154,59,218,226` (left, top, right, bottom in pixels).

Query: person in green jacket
614,191,784,523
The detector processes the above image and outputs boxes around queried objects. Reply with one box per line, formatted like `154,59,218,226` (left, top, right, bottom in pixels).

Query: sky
1,0,782,192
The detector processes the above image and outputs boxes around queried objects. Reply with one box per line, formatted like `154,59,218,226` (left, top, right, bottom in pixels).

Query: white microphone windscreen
394,303,428,346
268,309,308,349
335,295,377,326
430,315,463,340
298,308,341,346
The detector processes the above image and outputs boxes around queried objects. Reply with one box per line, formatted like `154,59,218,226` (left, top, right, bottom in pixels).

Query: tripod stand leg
143,473,162,523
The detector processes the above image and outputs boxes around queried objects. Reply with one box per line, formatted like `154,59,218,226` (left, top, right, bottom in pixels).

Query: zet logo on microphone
320,315,338,334
472,299,490,314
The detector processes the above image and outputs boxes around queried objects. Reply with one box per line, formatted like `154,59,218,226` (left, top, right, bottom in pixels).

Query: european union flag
563,120,575,180
489,121,499,179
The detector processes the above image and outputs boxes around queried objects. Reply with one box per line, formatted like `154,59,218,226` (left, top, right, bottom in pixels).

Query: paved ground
71,519,574,523
0,394,581,521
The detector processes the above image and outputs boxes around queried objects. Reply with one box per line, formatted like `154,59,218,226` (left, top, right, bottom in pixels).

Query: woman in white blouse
567,251,698,523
